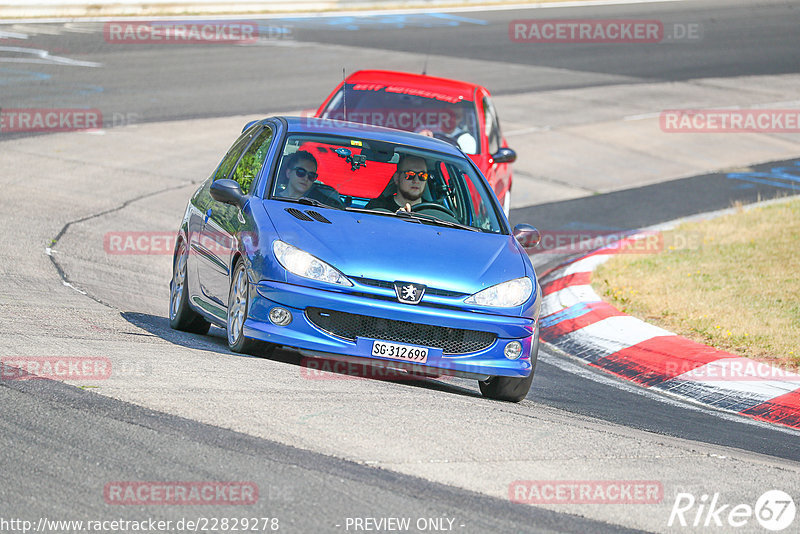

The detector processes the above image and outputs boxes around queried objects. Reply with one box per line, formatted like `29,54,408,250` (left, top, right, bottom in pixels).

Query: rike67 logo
669,490,796,531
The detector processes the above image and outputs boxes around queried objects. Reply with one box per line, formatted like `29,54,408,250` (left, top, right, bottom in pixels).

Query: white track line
0,46,102,67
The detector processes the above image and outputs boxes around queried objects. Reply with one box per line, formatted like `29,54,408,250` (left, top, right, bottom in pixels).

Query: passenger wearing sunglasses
277,150,319,199
365,154,430,213
275,150,345,208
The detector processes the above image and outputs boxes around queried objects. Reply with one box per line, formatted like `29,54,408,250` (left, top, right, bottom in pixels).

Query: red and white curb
538,234,800,431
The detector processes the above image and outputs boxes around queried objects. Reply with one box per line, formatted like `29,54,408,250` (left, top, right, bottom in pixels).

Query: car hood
266,203,526,295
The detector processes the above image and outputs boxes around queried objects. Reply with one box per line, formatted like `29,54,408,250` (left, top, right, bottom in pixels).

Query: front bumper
245,280,536,378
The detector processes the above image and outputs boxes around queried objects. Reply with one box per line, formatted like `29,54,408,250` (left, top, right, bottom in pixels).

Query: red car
315,70,517,215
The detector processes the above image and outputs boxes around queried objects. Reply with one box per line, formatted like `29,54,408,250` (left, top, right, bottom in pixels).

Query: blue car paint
265,202,527,297
180,116,540,380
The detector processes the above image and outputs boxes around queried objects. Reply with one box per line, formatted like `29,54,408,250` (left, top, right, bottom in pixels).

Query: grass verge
593,198,800,371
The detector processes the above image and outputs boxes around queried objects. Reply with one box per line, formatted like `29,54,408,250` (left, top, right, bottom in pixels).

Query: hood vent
285,208,332,224
285,208,313,221
306,211,332,224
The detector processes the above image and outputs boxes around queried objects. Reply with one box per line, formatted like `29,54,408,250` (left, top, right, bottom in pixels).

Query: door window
231,126,274,194
213,125,260,182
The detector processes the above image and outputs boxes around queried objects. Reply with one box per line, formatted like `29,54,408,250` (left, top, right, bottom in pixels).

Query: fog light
269,307,292,326
504,341,523,360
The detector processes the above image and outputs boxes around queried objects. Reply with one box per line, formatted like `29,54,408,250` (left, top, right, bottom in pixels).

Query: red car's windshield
318,84,480,155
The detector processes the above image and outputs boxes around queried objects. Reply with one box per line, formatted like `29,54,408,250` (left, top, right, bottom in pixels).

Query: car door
194,125,273,308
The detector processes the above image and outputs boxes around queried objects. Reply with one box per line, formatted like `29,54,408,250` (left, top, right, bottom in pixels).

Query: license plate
371,340,428,363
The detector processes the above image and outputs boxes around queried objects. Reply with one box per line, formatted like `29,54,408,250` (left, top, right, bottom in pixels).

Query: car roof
279,116,466,156
343,70,481,102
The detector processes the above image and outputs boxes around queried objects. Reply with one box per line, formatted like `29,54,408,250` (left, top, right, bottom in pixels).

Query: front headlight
272,241,352,287
465,277,533,307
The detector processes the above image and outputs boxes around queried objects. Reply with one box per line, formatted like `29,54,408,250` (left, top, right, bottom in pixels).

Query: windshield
319,83,480,155
270,134,504,234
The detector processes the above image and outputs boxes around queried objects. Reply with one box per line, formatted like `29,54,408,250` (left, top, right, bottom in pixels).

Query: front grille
352,277,466,298
353,277,394,290
306,308,495,355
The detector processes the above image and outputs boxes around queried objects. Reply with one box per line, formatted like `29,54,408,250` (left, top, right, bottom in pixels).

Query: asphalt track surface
0,0,797,124
2,1,800,532
1,377,633,534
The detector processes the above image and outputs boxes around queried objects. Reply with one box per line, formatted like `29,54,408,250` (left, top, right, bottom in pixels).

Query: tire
169,240,211,335
226,259,264,355
479,324,539,402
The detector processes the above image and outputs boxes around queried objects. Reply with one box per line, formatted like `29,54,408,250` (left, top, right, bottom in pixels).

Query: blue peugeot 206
169,116,542,401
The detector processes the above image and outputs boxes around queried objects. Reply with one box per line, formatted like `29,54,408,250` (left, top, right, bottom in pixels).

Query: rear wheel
227,260,265,355
479,324,538,402
169,240,211,335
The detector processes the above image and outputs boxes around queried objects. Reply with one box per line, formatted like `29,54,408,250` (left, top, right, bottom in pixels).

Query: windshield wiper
343,206,395,216
280,197,342,210
344,205,480,232
393,210,480,232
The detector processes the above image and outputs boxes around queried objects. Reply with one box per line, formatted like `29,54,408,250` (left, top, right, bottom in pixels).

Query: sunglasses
402,170,429,181
292,166,318,180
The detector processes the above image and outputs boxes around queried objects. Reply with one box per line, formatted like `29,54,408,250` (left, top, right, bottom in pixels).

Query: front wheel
479,324,538,402
227,260,261,354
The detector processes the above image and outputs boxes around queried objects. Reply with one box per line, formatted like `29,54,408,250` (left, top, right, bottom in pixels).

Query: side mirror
513,224,541,249
492,147,517,164
242,119,259,133
210,179,246,208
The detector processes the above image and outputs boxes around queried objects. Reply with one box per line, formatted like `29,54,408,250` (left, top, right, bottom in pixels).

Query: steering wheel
411,202,457,219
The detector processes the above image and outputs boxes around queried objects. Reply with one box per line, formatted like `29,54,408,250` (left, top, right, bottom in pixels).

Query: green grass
593,198,800,371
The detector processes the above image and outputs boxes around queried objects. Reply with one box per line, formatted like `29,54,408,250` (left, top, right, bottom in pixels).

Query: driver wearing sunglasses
365,154,430,213
277,150,319,199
